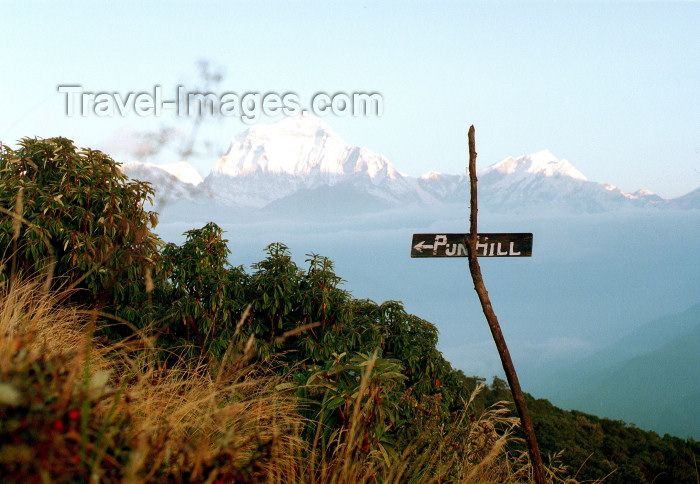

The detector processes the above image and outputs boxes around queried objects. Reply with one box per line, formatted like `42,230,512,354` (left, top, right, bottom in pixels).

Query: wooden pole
465,125,548,484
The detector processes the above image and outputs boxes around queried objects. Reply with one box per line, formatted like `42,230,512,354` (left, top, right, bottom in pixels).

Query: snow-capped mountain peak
121,161,203,186
212,115,399,180
158,161,204,186
202,115,409,207
632,188,656,197
602,184,661,201
420,171,444,180
483,149,588,181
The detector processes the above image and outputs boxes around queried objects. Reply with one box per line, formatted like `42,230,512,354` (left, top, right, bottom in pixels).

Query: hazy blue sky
2,1,698,198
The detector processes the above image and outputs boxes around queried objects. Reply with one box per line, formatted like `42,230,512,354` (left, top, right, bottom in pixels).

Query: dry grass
0,275,581,483
0,276,304,482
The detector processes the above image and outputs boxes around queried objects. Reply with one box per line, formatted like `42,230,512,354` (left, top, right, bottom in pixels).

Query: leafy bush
154,222,245,359
0,137,160,307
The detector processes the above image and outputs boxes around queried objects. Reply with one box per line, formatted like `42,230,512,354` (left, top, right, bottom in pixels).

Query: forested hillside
538,304,700,439
1,137,698,483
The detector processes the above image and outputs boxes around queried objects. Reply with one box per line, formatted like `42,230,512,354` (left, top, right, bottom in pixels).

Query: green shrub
0,137,160,308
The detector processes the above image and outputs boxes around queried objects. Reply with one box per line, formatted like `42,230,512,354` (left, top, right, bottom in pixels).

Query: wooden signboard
411,233,533,258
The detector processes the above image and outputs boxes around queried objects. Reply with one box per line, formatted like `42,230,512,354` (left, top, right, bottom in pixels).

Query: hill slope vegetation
1,137,698,483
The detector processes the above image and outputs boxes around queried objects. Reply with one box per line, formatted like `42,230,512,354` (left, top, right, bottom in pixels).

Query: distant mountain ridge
119,160,205,203
119,116,698,213
534,303,700,438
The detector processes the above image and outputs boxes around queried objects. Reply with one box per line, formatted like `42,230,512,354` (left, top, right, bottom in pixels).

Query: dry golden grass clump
0,277,303,482
0,275,577,483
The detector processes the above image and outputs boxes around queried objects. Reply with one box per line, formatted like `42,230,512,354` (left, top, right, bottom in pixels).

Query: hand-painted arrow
412,240,433,253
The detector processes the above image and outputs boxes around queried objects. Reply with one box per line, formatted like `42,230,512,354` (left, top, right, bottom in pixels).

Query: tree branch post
465,125,547,484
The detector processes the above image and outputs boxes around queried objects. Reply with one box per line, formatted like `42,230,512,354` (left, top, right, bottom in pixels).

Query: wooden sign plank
411,233,533,258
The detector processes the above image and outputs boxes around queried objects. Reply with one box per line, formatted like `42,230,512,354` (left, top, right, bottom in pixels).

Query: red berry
67,409,80,420
53,420,64,432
